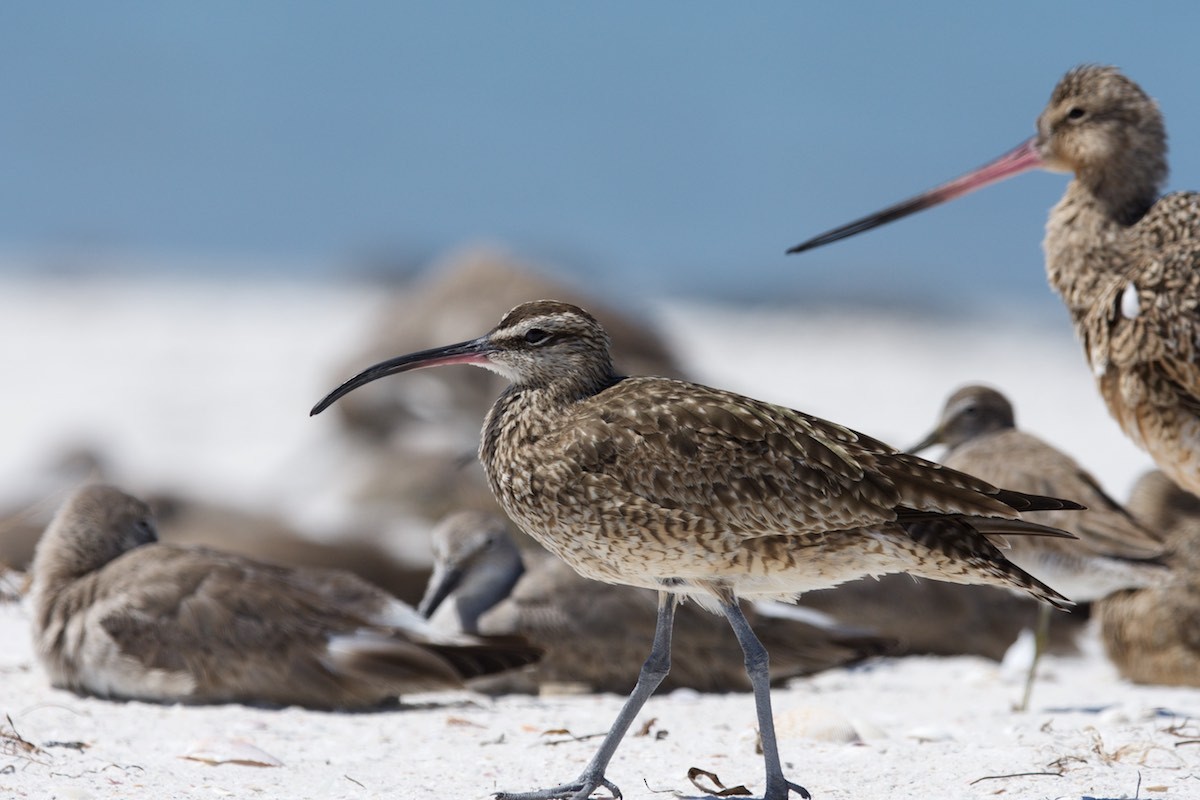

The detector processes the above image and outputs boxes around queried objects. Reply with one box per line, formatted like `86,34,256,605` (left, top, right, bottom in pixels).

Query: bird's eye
524,328,551,345
1066,106,1086,121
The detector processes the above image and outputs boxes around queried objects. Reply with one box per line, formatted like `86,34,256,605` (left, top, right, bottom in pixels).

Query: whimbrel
29,484,539,709
418,510,894,695
789,65,1200,497
312,299,1079,800
911,384,1165,708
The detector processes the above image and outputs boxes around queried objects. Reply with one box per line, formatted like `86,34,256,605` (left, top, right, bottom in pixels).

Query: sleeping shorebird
789,65,1200,498
417,510,894,694
911,384,1165,709
28,484,538,710
1124,468,1200,535
1097,470,1200,687
312,299,1078,800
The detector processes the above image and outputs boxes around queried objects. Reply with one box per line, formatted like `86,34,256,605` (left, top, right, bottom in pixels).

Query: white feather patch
1121,281,1140,320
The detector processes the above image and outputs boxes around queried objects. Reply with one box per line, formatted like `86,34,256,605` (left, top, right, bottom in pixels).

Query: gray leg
1016,603,1051,713
495,591,679,800
719,601,811,800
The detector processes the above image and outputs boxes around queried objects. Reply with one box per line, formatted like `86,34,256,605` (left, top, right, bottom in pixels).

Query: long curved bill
787,137,1043,255
310,338,493,416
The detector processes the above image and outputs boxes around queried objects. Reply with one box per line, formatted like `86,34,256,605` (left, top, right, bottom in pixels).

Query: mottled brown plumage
489,308,1076,606
312,300,1077,800
1097,470,1200,687
419,511,894,694
318,301,1074,608
790,65,1200,497
1125,469,1200,535
1039,68,1200,499
29,485,538,709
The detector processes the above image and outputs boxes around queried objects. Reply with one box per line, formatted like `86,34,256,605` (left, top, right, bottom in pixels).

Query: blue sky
2,2,1197,305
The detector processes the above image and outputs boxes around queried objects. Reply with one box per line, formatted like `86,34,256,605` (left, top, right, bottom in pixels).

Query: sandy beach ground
3,602,1198,799
1,276,1191,799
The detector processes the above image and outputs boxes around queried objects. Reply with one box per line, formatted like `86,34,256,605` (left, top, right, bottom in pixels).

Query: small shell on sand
181,738,283,767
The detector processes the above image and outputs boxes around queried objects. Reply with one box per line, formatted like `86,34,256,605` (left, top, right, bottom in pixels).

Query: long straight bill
310,338,492,416
416,564,464,618
787,137,1043,255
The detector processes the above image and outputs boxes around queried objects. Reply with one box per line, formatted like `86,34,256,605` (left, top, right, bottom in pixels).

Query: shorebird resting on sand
29,485,539,709
313,300,1079,800
790,65,1200,498
1098,470,1200,687
911,384,1166,709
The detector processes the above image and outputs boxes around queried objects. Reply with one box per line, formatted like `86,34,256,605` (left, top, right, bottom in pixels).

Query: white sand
3,603,1198,799
0,276,1189,799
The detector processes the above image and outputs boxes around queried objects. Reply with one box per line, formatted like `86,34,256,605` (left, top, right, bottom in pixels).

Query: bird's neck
1043,181,1149,317
479,375,619,519
29,568,101,652
943,424,1011,454
449,552,526,634
31,534,115,589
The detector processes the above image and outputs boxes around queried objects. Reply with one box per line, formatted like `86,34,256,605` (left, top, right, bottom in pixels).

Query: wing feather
539,378,1057,541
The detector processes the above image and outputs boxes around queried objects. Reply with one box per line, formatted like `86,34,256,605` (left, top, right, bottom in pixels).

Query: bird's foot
494,773,621,800
780,779,811,800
